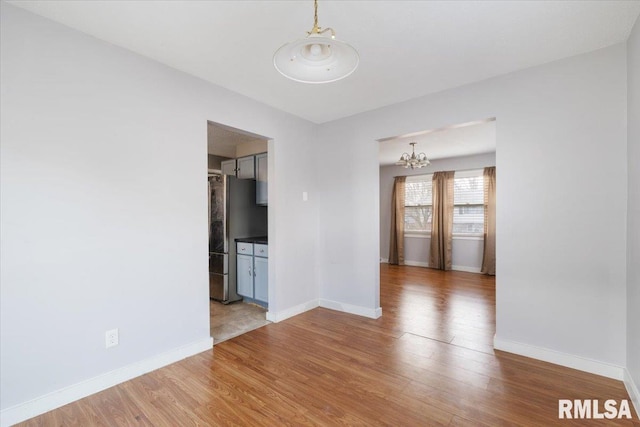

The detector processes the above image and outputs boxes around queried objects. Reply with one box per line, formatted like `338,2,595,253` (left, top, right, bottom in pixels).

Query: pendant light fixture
273,0,359,84
396,142,431,169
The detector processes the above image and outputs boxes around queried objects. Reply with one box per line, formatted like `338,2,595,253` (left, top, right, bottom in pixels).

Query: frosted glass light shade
273,33,359,84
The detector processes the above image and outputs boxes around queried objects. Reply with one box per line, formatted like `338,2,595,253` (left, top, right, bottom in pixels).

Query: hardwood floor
18,265,638,426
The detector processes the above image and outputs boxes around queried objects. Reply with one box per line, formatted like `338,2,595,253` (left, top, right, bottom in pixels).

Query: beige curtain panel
481,167,496,275
429,171,455,270
389,176,406,265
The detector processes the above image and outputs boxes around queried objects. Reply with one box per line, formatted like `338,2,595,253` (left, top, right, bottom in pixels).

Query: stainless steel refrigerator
208,174,230,302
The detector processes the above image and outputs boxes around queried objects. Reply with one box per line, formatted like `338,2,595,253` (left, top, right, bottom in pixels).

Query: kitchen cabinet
236,242,268,305
220,156,255,179
253,256,268,302
220,159,236,176
255,153,268,206
236,254,254,298
237,156,255,179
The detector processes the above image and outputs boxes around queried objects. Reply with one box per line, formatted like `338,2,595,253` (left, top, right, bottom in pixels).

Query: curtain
429,171,455,270
389,176,407,265
208,178,212,240
481,167,496,275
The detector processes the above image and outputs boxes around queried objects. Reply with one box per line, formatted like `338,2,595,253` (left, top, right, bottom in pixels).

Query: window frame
452,169,484,238
401,169,486,239
403,174,433,236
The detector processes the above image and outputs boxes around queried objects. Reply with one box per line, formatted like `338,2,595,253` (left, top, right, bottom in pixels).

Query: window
453,170,484,235
403,170,485,237
404,174,432,233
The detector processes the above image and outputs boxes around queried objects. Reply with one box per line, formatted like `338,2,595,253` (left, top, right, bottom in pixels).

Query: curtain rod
393,166,492,178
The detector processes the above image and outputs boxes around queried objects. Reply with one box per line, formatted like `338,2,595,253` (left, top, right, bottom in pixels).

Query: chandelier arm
396,143,430,169
318,27,336,37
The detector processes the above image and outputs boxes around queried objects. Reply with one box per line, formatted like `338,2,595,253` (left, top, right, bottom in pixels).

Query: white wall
380,153,495,272
0,3,319,420
626,14,640,412
317,44,628,372
1,2,635,423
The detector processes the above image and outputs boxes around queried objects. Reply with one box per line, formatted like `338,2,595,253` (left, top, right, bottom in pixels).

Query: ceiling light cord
308,0,335,38
313,0,318,33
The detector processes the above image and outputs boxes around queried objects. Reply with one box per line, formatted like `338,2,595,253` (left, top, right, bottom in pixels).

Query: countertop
235,236,268,245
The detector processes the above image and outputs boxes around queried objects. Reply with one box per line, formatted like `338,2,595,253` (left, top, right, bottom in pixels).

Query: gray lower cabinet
253,256,268,302
236,243,268,304
236,253,254,298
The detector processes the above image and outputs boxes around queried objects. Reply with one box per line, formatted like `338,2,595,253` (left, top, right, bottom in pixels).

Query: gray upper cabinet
255,153,267,206
237,156,255,180
220,156,255,179
220,159,237,176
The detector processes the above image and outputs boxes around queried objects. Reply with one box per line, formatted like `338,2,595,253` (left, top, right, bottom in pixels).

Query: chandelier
396,142,430,169
273,0,359,84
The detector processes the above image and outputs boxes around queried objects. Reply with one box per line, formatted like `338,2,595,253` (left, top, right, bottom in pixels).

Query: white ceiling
207,122,267,158
379,120,496,166
9,1,640,124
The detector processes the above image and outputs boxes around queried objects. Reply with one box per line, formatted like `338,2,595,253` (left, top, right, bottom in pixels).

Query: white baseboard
624,368,640,419
0,337,213,427
319,299,382,319
265,298,382,323
494,336,624,380
392,260,482,274
266,299,319,323
405,260,430,268
380,258,389,263
265,298,382,322
452,265,482,273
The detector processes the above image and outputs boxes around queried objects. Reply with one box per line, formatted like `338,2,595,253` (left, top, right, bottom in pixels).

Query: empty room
1,1,639,425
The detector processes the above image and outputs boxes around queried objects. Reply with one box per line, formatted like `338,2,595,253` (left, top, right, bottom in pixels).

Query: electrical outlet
105,328,119,348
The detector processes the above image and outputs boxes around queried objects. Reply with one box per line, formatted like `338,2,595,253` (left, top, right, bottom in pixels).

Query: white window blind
453,170,484,235
404,174,432,233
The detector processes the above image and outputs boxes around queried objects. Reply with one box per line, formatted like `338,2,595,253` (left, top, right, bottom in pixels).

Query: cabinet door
237,156,255,180
253,256,268,303
221,159,237,176
255,153,268,206
236,254,254,298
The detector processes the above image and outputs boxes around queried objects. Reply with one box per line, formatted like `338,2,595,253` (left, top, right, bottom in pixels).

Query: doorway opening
207,120,272,344
377,118,497,354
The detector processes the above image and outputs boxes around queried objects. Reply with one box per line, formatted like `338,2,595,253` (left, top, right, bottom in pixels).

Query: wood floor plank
16,264,639,426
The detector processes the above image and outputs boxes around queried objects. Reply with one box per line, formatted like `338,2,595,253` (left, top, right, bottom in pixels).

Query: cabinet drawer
236,242,253,255
254,244,268,258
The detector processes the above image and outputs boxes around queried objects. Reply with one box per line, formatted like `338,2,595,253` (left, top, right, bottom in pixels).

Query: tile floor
209,300,270,344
